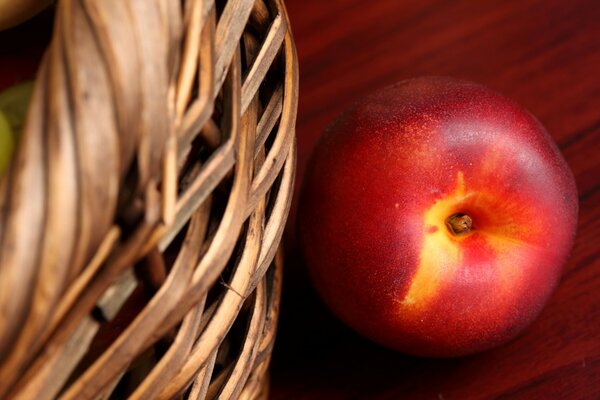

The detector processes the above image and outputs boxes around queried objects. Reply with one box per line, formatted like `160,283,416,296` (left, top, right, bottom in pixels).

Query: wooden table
271,0,600,398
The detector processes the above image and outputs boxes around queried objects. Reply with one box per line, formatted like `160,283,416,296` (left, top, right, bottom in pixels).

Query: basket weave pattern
0,0,297,398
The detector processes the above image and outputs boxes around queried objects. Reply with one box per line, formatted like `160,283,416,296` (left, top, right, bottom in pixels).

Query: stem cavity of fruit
446,213,473,236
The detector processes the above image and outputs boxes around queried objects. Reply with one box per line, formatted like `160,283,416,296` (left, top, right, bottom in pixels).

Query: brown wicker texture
0,0,297,398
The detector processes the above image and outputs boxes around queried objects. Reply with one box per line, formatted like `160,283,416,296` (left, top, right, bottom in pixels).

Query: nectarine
298,77,578,357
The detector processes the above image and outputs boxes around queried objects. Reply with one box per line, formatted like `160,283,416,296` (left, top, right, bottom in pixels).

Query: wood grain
272,0,600,399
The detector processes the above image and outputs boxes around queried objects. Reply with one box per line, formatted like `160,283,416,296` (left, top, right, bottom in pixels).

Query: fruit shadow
270,243,481,399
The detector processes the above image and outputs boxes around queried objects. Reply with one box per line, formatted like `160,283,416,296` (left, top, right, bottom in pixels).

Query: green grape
0,111,14,176
0,81,34,137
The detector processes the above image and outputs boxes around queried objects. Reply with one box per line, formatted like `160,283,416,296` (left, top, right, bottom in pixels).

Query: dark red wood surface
271,0,600,399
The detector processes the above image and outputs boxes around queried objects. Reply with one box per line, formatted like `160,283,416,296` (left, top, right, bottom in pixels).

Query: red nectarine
298,77,578,357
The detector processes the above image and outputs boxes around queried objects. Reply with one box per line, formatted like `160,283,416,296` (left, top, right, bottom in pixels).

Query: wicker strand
0,0,297,398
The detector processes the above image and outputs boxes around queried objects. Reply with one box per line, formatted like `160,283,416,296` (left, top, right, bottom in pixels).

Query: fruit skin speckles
298,76,578,357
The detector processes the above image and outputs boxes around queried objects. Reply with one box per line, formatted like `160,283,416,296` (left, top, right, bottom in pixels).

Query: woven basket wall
0,0,298,398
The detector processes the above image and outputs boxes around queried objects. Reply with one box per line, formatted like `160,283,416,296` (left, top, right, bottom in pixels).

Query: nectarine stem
446,213,473,235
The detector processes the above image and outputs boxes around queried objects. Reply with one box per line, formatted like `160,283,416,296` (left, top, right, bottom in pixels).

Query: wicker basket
0,0,298,398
